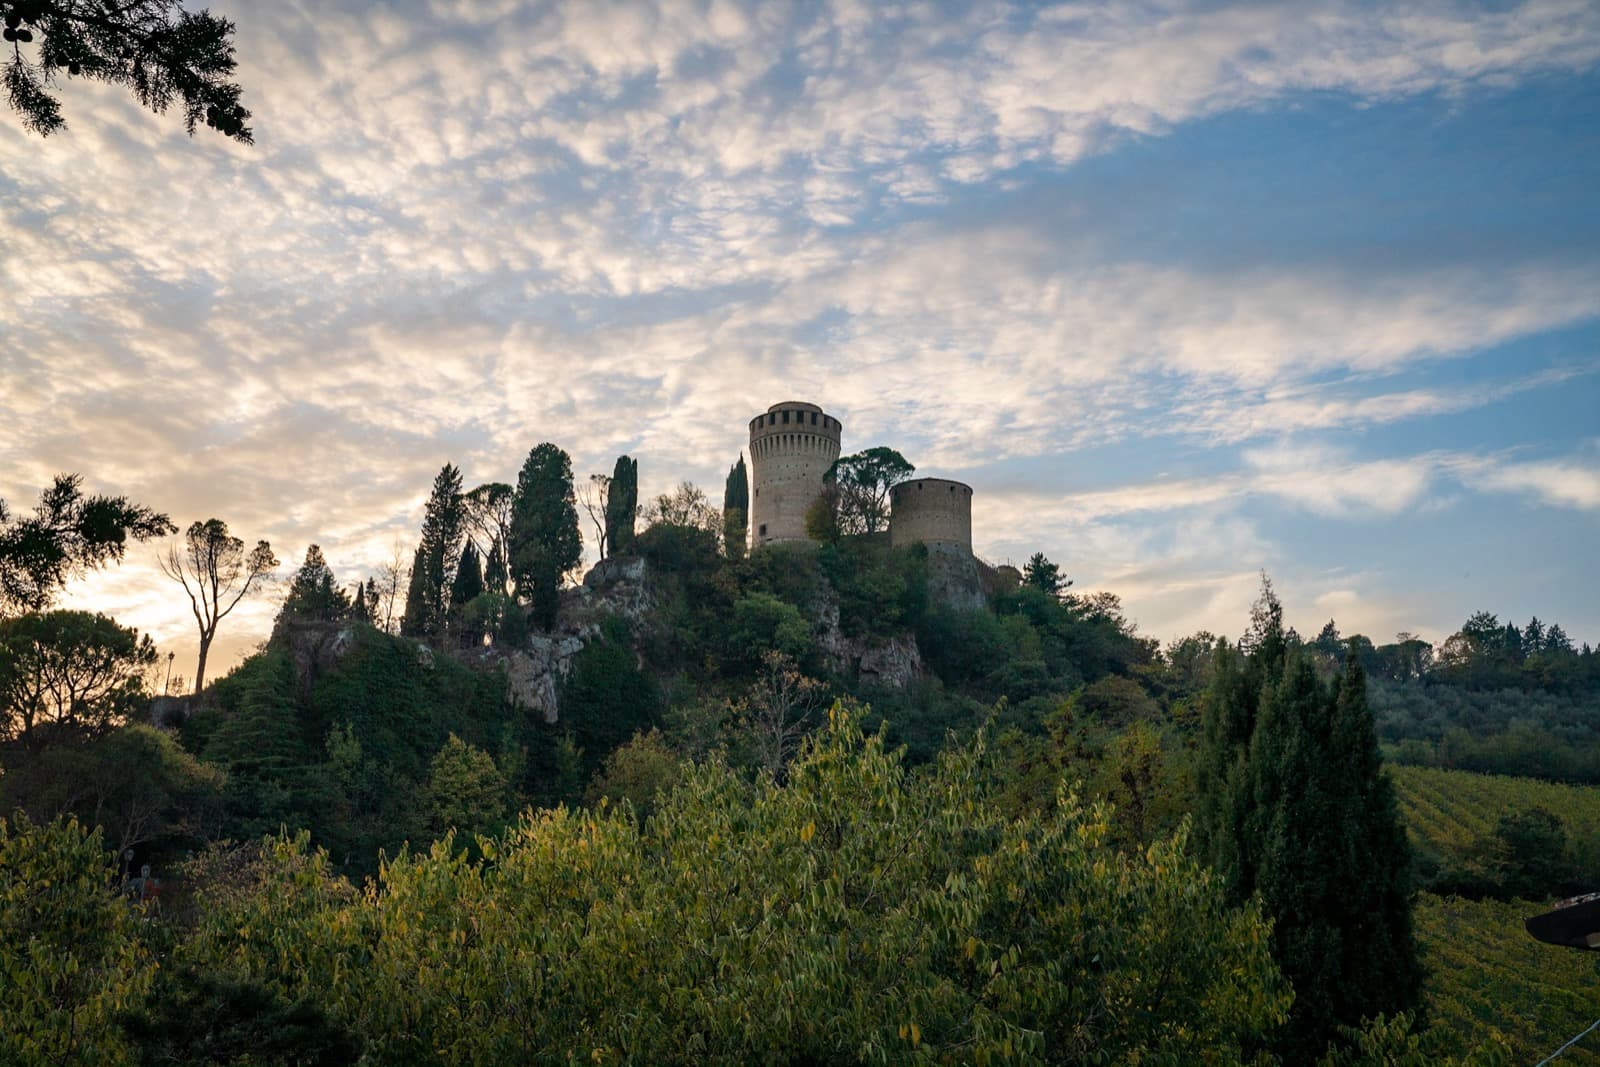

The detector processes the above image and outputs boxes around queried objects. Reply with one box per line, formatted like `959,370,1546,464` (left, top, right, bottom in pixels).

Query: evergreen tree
450,543,484,617
406,465,466,639
605,455,638,556
274,545,350,631
350,580,369,624
1021,552,1068,597
1196,578,1420,1059
399,546,428,638
483,539,508,597
722,455,749,561
509,444,581,632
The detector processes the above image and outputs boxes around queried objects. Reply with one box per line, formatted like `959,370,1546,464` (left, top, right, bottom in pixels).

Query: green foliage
0,813,151,1067
158,709,1290,1064
161,517,277,693
722,455,748,561
0,723,223,859
0,473,173,616
1197,578,1421,1061
727,591,812,668
426,733,506,838
117,966,363,1066
1021,551,1068,597
1391,764,1600,899
562,617,659,775
449,541,484,624
605,454,639,556
583,727,683,819
274,544,350,632
401,464,466,639
826,446,914,535
510,443,581,631
1417,893,1599,1066
204,651,321,842
1,0,252,139
0,608,155,746
819,538,928,640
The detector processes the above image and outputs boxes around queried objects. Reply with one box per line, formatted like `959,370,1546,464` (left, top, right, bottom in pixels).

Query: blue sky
1,0,1597,676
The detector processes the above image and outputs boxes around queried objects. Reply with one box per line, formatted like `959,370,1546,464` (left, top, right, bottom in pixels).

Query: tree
371,541,410,634
0,723,224,857
273,544,349,631
604,454,638,556
0,473,173,616
644,481,719,535
0,609,155,747
449,543,483,623
426,734,505,837
509,444,581,631
2,0,251,140
403,464,467,640
723,455,748,561
735,651,824,781
826,447,913,535
577,474,611,562
398,546,428,638
1021,551,1069,597
482,539,507,599
159,519,275,694
1197,576,1421,1059
462,482,513,584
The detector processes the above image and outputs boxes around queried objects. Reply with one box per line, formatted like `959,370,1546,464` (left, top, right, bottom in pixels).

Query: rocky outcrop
815,597,924,690
495,555,655,723
924,542,987,612
500,634,586,724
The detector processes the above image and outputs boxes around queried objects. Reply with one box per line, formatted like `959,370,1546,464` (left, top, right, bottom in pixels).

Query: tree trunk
193,639,211,695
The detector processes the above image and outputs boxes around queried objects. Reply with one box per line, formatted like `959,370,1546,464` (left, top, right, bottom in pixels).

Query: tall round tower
748,400,843,547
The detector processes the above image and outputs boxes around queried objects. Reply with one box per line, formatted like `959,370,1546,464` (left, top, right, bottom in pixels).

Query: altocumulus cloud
2,0,1598,670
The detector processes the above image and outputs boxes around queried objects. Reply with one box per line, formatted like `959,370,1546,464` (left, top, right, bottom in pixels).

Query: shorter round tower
889,478,973,551
748,401,843,546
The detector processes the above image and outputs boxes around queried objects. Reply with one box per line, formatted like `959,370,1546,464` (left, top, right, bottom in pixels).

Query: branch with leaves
4,0,251,140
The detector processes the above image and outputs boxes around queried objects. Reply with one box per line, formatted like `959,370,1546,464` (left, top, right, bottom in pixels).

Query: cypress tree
1196,579,1420,1059
399,546,428,638
484,538,508,597
406,464,467,639
722,455,748,561
451,542,484,613
605,455,638,556
510,443,582,632
350,579,369,624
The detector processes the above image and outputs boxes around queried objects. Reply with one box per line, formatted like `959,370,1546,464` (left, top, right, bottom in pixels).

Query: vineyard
1391,764,1600,857
1417,893,1600,1066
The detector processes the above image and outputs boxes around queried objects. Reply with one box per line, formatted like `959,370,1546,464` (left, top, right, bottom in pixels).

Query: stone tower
748,400,842,546
888,478,973,552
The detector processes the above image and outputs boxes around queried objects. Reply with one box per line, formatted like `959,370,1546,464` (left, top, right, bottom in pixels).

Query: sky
2,0,1598,684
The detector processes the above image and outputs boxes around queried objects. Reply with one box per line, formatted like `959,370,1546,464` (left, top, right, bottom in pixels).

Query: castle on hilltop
746,400,984,607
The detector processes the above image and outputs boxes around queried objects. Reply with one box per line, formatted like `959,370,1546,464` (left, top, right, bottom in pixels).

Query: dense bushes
6,711,1294,1065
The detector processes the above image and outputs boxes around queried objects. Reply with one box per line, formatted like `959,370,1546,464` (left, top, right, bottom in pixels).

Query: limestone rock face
815,597,924,690
498,555,655,723
856,635,924,689
502,634,586,724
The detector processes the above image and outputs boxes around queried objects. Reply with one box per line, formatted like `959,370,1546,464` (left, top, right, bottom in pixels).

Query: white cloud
3,0,1598,671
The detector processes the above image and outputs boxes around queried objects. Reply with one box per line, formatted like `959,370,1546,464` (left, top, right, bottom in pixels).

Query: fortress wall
889,478,973,550
749,401,843,545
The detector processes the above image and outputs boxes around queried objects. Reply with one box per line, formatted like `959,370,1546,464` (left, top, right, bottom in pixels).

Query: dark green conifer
451,542,484,615
605,455,638,556
404,464,466,639
723,455,749,561
484,539,508,596
1196,578,1420,1060
510,444,581,631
